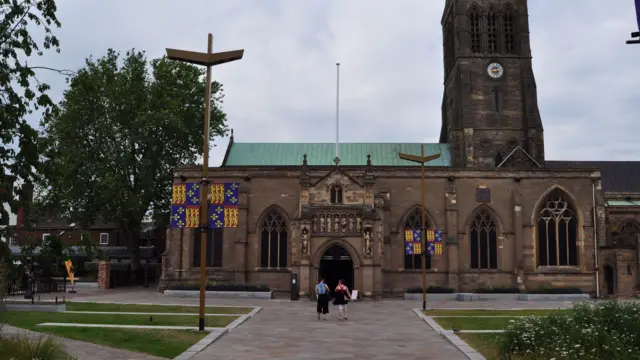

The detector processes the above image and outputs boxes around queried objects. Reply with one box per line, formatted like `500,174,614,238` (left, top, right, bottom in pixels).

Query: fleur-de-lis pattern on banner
170,182,240,228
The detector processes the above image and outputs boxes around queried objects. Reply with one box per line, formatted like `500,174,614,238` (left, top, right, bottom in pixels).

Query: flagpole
335,62,340,162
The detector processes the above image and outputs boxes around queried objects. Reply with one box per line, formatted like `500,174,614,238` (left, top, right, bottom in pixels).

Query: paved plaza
6,288,586,360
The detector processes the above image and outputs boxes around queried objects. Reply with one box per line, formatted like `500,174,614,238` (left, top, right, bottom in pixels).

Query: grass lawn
433,316,517,330
3,311,237,328
458,333,501,360
38,327,208,359
423,309,567,360
423,309,567,317
66,302,252,314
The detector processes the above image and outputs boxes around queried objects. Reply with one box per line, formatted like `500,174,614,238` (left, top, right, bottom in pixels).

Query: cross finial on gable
333,157,340,166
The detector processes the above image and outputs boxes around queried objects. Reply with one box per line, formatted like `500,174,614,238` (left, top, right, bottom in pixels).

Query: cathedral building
160,0,640,299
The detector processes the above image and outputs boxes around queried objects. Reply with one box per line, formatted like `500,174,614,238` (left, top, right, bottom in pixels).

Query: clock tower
439,0,545,168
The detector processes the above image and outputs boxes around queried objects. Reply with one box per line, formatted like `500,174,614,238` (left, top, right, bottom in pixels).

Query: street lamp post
398,144,441,311
166,34,244,331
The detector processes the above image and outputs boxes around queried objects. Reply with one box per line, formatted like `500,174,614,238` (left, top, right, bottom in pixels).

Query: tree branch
28,66,76,76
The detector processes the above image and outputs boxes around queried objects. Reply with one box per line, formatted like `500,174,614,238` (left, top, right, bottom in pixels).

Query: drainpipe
592,181,600,298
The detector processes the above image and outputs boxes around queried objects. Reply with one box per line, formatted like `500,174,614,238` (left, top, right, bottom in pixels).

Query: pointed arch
503,3,516,54
533,186,580,267
469,3,482,53
486,5,498,53
618,220,640,235
466,205,500,269
312,238,362,268
399,205,436,270
257,205,289,269
255,204,291,234
464,204,505,234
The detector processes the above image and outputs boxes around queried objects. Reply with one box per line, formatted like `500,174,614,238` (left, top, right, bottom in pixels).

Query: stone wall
159,165,603,297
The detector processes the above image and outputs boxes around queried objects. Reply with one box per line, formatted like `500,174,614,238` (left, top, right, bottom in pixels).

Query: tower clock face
487,62,504,79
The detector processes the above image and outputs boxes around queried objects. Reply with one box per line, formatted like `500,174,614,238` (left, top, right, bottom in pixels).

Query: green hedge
472,287,584,294
473,287,520,293
498,301,640,360
527,286,584,294
167,283,271,292
406,286,455,294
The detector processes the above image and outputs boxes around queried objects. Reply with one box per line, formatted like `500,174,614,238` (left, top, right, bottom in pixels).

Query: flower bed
497,301,640,360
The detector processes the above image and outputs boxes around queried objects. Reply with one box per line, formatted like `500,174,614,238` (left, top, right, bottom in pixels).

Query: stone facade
160,165,605,298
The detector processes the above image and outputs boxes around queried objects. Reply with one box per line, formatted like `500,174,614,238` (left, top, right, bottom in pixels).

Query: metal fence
6,277,66,297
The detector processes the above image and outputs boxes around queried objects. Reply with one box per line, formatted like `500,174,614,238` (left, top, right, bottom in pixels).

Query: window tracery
260,209,288,268
403,208,432,270
536,191,578,266
470,209,498,269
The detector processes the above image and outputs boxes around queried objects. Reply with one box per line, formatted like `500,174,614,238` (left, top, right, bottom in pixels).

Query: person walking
316,277,330,320
333,279,351,320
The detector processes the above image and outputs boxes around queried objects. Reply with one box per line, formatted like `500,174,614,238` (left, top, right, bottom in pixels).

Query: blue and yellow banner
404,229,422,255
405,228,444,255
170,182,240,228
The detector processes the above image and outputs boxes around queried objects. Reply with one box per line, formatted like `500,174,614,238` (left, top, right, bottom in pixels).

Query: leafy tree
0,0,61,235
39,49,228,272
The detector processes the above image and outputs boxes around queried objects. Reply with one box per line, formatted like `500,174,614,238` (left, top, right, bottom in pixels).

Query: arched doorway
319,245,354,295
604,265,615,296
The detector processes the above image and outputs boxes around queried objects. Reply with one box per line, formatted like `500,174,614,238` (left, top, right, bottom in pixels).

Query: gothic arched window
469,6,481,53
470,209,498,269
619,221,640,235
537,191,578,267
260,209,288,268
192,228,223,267
404,208,432,270
330,184,343,204
487,7,498,53
503,4,516,54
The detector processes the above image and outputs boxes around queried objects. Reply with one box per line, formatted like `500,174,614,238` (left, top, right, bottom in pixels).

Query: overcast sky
25,0,640,167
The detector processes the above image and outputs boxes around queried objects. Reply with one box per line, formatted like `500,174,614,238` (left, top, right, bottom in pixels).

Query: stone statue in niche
311,214,318,232
356,215,362,233
334,214,340,232
319,214,325,232
364,228,372,256
348,214,355,232
326,214,332,232
341,214,347,232
301,228,309,255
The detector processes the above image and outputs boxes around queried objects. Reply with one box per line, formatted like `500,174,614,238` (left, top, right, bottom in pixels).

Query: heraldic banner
170,182,240,228
405,228,444,255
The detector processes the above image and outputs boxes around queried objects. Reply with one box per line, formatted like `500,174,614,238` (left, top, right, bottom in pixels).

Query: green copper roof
222,142,451,167
607,200,640,207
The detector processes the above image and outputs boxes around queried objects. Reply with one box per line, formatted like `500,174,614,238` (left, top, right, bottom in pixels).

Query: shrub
473,287,520,293
527,286,584,294
497,301,640,360
168,282,271,292
405,286,455,294
0,334,77,360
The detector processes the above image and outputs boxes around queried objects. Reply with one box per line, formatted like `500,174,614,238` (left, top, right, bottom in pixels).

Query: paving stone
189,301,467,360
